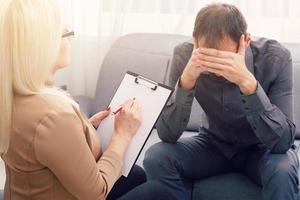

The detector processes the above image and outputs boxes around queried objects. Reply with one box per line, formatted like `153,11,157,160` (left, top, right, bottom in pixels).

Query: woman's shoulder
14,93,80,130
15,93,77,114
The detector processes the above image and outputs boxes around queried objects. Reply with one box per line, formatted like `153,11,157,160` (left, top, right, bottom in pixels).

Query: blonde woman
0,0,171,199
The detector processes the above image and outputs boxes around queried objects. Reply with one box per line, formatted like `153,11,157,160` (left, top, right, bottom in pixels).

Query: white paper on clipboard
97,71,173,177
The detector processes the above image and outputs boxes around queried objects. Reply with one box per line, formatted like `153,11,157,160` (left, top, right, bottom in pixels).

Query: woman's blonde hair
0,0,64,154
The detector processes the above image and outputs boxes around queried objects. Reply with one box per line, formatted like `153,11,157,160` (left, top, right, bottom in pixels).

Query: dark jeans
107,165,172,200
143,133,299,200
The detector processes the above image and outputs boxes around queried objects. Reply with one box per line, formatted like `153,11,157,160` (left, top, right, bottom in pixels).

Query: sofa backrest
93,33,190,113
284,43,300,137
93,33,300,137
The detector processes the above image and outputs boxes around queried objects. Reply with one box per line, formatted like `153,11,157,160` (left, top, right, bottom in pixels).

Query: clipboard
97,71,173,177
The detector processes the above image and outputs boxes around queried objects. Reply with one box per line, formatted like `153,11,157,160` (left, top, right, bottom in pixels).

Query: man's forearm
242,83,295,153
156,83,195,143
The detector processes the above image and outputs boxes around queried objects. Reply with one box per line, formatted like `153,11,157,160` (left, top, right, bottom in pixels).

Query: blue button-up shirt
157,37,296,158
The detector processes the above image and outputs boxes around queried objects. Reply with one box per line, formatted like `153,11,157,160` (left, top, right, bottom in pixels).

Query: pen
113,106,123,115
112,98,136,115
131,97,136,108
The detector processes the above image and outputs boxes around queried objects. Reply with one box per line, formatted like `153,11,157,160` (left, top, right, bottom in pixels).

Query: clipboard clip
134,76,158,91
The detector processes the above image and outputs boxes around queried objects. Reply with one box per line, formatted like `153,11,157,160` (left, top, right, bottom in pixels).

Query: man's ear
245,33,251,46
193,37,199,49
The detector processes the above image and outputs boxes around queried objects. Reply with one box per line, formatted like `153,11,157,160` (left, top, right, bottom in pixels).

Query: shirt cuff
174,80,195,106
241,82,273,114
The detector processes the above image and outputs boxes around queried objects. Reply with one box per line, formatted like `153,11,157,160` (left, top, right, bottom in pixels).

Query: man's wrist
180,72,197,90
239,74,257,95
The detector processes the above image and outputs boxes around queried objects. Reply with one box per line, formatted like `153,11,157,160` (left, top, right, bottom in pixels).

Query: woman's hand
104,98,142,159
89,108,111,129
113,98,142,143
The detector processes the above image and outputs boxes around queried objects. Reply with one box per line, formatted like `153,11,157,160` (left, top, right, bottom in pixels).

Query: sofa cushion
294,64,300,139
192,173,262,200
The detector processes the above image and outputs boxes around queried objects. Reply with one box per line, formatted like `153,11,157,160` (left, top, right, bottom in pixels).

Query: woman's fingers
90,108,111,128
95,109,111,120
121,98,137,111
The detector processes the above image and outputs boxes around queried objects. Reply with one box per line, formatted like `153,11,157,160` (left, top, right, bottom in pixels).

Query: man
143,3,299,200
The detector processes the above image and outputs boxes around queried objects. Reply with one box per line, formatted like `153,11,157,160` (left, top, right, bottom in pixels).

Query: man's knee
143,142,177,173
262,152,299,186
273,161,297,181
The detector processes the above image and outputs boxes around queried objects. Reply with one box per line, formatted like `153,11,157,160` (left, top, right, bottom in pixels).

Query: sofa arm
295,128,300,140
73,95,94,118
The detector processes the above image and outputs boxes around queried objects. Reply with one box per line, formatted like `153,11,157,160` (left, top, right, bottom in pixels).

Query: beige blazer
2,94,122,200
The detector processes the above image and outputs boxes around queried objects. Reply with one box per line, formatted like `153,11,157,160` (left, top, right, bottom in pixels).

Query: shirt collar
245,46,254,75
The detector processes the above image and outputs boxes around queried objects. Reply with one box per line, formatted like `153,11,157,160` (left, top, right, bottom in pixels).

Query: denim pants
143,133,299,200
107,165,173,200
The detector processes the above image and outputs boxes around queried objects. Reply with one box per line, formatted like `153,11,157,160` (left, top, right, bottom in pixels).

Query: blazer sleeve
34,111,122,200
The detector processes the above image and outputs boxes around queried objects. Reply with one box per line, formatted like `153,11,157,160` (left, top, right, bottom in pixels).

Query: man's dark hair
193,3,247,48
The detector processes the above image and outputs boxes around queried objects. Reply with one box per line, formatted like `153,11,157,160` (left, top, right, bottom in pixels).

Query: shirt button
242,99,246,103
252,126,257,130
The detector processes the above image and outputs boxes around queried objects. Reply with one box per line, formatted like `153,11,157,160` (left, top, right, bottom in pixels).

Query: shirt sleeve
156,43,195,143
241,51,296,153
34,111,122,200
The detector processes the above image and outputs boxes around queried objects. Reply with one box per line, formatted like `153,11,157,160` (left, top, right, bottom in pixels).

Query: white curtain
54,0,300,97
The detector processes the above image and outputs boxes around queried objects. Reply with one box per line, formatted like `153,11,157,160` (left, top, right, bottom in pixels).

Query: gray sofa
74,33,300,200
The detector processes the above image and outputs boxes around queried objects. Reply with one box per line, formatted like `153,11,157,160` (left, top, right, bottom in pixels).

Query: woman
0,0,170,199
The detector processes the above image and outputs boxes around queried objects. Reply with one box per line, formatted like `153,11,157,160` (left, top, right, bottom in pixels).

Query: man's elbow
156,119,182,143
270,145,290,154
156,127,181,143
270,137,293,154
158,133,179,143
270,123,296,154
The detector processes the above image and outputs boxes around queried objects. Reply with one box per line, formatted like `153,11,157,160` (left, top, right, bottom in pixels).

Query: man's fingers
202,66,224,77
200,60,229,71
238,34,246,56
197,53,233,66
199,47,234,58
